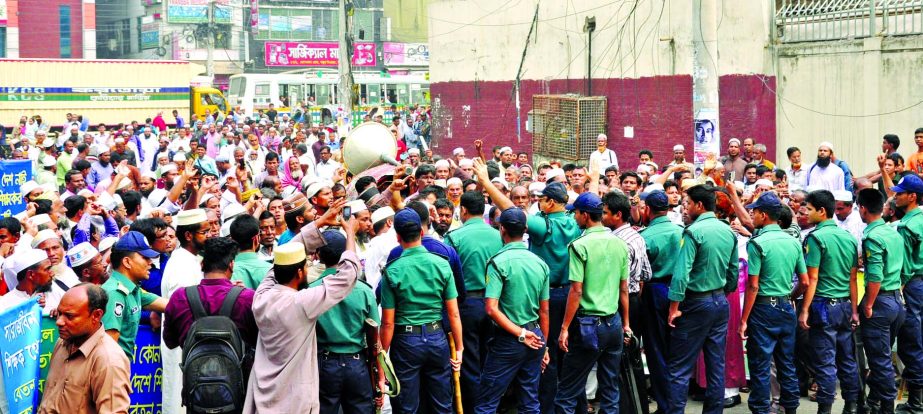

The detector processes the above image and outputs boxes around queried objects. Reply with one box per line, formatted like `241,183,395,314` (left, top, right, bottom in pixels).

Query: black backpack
181,285,247,414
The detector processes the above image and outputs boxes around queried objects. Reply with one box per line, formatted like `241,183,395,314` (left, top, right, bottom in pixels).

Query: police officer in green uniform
475,207,550,414
555,192,631,414
799,189,861,414
666,184,738,414
739,191,808,414
474,159,581,413
101,231,168,358
856,188,906,414
380,209,464,414
444,191,503,413
311,230,383,414
890,174,923,414
639,189,683,413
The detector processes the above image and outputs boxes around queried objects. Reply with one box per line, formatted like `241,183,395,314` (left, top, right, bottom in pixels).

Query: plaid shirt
611,223,652,293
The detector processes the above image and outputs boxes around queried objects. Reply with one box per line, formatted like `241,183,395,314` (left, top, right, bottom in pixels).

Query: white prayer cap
222,203,247,224
160,164,177,174
528,181,546,196
433,179,447,188
98,236,118,253
42,156,56,168
452,147,465,156
491,177,509,191
29,214,52,228
754,178,774,188
173,153,187,162
818,141,834,152
728,138,741,145
446,177,463,187
347,199,368,214
8,249,48,276
458,159,473,168
21,181,40,196
407,148,421,155
176,208,208,226
31,229,60,248
500,146,513,154
434,160,450,169
673,144,685,152
371,206,396,225
545,168,565,182
833,190,853,203
597,133,608,140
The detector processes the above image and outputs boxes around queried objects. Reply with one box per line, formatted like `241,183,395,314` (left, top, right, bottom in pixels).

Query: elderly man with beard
32,229,81,314
805,142,846,192
40,284,131,414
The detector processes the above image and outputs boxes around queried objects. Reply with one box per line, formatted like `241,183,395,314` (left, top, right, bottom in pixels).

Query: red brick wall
19,0,84,58
430,74,776,169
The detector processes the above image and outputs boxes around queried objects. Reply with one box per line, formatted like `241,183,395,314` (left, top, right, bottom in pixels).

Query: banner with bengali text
0,160,32,218
167,0,231,24
0,299,41,414
264,41,377,67
128,325,163,413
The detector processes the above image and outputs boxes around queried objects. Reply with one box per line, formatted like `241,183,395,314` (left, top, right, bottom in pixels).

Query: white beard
291,170,303,180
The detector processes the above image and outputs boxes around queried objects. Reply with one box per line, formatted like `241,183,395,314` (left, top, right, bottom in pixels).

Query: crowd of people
0,107,920,414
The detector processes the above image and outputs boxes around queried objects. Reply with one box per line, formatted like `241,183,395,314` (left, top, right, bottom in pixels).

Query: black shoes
723,395,742,408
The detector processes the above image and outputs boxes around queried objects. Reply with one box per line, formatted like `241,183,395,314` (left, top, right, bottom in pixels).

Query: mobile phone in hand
342,206,352,221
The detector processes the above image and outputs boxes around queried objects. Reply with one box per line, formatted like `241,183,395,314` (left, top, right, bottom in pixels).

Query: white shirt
836,208,866,255
363,228,398,291
315,159,341,182
805,162,845,192
589,149,619,172
44,265,80,316
0,289,32,313
160,247,204,414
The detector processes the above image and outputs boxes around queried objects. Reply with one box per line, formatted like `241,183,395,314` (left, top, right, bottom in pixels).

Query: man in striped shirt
601,190,652,336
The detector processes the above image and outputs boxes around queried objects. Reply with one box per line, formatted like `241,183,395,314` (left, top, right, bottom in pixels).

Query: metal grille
776,0,923,43
531,95,607,162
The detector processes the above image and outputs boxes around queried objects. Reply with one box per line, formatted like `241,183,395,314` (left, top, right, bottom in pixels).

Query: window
0,29,6,58
59,6,72,58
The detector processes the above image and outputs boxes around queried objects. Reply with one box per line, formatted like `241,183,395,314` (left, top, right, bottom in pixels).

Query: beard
435,222,451,236
140,188,154,198
291,169,303,180
816,155,831,168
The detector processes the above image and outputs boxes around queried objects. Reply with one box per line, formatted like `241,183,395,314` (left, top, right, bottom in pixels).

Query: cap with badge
175,208,208,226
746,191,784,212
541,182,569,203
567,192,604,214
496,207,527,227
274,242,307,266
891,174,923,194
113,231,160,258
393,208,422,234
282,192,309,213
371,206,396,225
67,242,99,267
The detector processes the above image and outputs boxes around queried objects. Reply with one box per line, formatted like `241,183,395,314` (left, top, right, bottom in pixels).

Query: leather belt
756,295,791,305
685,288,724,301
396,321,443,334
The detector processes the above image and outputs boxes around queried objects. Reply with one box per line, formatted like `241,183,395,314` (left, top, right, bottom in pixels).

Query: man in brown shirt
39,283,131,414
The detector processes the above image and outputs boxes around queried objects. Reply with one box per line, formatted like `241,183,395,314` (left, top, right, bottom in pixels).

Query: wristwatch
518,328,527,343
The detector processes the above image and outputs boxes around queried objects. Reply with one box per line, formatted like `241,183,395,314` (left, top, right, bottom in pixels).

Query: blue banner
0,160,33,217
0,299,41,414
128,325,163,413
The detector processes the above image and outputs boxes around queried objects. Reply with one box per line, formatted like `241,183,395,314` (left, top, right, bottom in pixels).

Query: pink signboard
264,42,377,67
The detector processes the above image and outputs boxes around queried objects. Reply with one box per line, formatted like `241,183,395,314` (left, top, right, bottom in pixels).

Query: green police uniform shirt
896,207,923,285
670,212,739,302
526,211,582,287
641,215,684,280
485,242,550,326
231,252,273,290
381,245,458,326
748,224,807,297
862,218,904,291
101,270,159,357
310,268,379,354
804,220,858,299
444,217,503,291
568,226,629,316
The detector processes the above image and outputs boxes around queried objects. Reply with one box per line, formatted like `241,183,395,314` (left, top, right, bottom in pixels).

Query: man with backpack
162,237,258,414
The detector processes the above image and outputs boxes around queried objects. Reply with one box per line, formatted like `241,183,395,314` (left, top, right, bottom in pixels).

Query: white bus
227,71,430,116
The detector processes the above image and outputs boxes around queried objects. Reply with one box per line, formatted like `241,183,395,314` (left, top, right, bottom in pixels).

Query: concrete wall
427,0,776,166
384,0,431,43
775,35,923,177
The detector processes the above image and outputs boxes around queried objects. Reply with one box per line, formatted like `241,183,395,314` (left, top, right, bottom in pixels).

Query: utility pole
691,0,720,169
206,0,215,78
584,16,596,96
337,0,355,114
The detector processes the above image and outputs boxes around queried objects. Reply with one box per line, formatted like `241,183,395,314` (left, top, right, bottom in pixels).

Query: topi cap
371,206,396,225
347,199,368,214
67,242,99,267
31,229,60,248
673,144,685,152
832,190,854,203
113,231,159,258
9,249,48,276
283,192,309,213
274,242,307,266
175,208,208,226
566,192,604,214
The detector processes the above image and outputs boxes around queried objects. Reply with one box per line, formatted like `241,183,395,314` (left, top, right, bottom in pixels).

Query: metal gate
530,95,607,162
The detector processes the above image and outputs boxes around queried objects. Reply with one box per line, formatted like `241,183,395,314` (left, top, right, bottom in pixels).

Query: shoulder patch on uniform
116,283,130,295
114,302,124,317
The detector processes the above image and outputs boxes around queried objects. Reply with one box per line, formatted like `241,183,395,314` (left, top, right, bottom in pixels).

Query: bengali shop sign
264,42,377,67
0,160,32,218
167,0,231,24
0,300,41,414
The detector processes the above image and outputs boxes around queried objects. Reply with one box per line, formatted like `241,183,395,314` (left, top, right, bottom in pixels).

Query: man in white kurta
243,218,359,413
160,209,209,414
